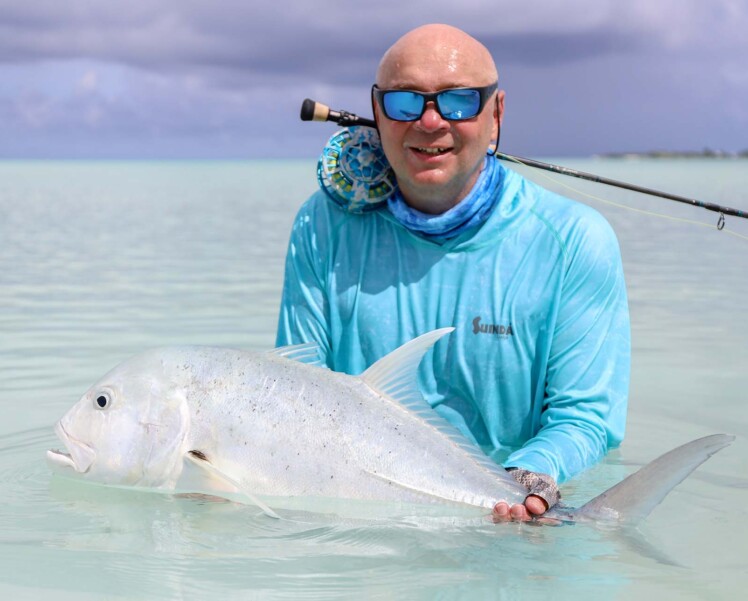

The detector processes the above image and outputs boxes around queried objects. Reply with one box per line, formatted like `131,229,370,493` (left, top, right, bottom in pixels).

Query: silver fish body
167,344,526,508
48,329,733,523
48,329,527,511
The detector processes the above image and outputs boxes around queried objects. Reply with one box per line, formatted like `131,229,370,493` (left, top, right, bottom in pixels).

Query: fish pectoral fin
179,451,280,519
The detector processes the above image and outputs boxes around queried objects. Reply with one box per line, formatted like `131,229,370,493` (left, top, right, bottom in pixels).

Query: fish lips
46,421,95,474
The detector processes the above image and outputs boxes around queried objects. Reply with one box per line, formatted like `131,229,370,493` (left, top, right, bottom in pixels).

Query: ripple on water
3,424,744,601
0,425,641,600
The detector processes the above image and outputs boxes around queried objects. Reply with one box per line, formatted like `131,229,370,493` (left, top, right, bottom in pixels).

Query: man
276,24,630,521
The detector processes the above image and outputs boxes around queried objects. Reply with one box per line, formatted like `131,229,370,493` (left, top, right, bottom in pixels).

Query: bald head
371,24,504,213
376,24,498,89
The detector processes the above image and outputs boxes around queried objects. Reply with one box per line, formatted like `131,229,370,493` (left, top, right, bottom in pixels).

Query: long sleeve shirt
276,163,630,483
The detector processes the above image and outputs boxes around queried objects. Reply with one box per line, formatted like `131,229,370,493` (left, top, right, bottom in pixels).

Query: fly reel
317,126,396,213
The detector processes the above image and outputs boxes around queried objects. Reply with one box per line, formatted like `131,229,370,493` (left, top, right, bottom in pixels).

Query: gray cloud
0,0,746,158
5,1,736,80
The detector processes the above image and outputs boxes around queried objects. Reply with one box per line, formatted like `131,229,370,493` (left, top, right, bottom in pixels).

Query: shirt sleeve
503,209,631,483
275,195,333,365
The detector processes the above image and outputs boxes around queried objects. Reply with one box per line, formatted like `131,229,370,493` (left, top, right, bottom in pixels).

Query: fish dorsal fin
578,434,734,524
361,328,454,412
360,327,524,494
268,342,325,367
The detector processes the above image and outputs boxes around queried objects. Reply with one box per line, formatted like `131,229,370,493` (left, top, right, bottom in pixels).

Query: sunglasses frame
372,82,498,122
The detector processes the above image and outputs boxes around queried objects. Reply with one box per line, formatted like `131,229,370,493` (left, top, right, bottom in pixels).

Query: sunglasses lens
376,85,492,121
437,89,481,120
382,91,424,121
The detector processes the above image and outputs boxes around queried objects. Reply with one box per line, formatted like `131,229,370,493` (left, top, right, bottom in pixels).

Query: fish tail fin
577,434,734,524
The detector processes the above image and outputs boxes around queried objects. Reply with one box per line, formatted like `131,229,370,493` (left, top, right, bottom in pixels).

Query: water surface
1,158,746,599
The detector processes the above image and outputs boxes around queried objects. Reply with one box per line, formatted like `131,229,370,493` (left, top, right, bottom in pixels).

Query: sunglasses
372,82,498,122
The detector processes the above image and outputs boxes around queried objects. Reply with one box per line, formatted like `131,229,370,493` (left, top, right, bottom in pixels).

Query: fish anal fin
363,469,450,505
179,450,280,519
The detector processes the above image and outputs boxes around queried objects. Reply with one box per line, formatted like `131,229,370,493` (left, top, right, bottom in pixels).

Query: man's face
374,41,503,214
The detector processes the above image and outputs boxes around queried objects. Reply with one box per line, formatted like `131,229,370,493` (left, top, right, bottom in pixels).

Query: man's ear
494,90,505,137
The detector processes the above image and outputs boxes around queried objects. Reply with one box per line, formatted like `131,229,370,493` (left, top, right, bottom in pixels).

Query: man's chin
398,169,480,212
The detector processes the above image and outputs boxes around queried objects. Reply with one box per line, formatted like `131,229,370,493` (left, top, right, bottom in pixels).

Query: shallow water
0,158,746,599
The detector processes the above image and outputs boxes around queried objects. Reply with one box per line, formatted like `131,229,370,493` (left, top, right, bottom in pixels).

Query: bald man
277,24,630,521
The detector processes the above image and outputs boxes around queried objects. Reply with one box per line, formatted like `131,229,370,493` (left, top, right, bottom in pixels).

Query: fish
47,328,733,524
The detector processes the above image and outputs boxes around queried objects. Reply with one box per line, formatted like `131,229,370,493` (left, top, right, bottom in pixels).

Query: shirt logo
472,316,513,337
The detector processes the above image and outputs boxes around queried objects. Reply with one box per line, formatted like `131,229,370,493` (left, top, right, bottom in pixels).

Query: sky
0,0,746,159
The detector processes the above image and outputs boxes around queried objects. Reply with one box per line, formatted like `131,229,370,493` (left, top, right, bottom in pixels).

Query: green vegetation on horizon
600,148,748,159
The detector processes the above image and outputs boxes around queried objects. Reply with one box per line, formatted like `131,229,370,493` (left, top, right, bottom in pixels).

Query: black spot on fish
189,450,208,461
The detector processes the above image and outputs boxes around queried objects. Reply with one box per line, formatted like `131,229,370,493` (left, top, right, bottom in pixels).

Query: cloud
0,0,746,157
4,1,745,79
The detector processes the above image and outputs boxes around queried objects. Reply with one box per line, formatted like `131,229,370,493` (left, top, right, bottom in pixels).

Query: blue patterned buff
386,156,503,242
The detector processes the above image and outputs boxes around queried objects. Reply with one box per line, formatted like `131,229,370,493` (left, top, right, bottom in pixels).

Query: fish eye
94,392,111,410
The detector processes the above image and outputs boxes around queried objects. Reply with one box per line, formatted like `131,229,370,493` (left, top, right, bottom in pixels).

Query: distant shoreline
596,149,748,159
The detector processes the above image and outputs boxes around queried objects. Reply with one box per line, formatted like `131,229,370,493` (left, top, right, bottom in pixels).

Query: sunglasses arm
300,98,377,128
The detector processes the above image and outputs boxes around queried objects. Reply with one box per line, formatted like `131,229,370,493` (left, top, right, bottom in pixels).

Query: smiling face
374,25,504,214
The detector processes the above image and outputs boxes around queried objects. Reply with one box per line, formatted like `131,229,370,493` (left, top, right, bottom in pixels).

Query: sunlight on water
0,159,746,599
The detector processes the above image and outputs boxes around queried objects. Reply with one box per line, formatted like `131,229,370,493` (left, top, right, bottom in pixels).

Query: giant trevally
47,328,733,523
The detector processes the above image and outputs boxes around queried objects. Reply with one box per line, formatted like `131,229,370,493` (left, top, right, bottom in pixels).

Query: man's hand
492,468,560,522
491,495,548,522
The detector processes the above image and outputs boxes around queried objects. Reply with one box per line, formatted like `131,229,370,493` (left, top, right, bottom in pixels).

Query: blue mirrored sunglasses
372,83,498,122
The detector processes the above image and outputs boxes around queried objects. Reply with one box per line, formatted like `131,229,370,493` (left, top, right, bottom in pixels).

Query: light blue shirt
276,163,630,483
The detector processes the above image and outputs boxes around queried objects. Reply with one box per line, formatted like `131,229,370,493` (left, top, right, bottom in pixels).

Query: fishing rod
300,98,748,227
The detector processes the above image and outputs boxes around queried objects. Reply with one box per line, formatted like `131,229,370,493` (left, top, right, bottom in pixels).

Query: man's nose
416,102,449,131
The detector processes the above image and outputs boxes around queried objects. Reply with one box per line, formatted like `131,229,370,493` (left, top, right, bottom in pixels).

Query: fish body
48,329,528,511
48,329,733,523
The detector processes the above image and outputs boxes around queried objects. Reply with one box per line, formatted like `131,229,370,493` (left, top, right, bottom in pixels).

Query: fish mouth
46,421,95,474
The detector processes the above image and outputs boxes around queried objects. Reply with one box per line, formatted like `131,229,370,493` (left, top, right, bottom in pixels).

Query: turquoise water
0,158,746,599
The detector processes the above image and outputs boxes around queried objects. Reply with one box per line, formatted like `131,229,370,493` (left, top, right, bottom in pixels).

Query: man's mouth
413,147,451,156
